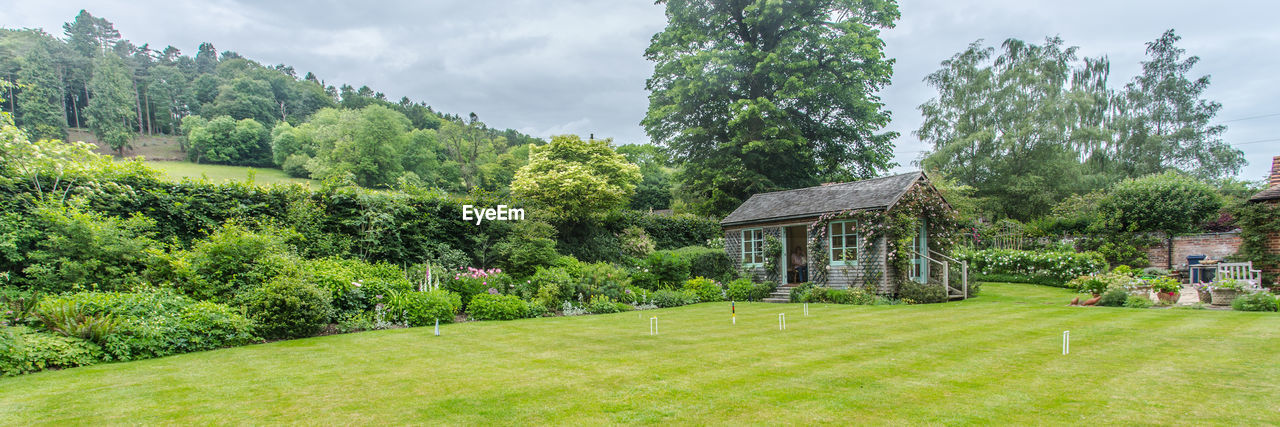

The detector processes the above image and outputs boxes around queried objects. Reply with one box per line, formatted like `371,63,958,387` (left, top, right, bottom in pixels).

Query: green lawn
2,283,1278,424
144,161,315,187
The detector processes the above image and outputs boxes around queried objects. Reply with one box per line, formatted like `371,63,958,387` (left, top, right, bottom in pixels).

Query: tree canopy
511,135,641,222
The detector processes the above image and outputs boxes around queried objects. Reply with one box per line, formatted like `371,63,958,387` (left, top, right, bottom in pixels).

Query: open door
911,221,928,283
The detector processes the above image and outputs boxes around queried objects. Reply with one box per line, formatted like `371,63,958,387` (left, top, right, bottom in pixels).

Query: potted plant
1147,277,1181,304
1209,278,1244,307
1191,282,1212,304
1069,275,1108,297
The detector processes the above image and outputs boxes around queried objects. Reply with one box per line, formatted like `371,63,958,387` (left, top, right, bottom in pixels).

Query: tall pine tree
85,53,135,155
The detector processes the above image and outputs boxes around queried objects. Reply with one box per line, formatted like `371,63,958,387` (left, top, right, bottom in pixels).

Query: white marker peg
1062,330,1070,355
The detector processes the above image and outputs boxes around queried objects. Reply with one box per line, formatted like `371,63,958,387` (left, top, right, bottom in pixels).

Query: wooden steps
763,283,803,303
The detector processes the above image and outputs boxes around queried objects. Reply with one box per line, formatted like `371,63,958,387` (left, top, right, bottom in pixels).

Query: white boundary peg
1062,331,1070,355
434,318,440,336
803,303,809,316
650,316,658,335
778,313,786,330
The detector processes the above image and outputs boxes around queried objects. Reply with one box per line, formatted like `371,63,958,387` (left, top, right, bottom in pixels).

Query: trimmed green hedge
957,249,1107,286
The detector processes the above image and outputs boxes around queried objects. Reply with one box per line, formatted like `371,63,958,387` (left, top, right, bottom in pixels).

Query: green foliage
794,285,879,305
681,277,722,302
646,250,690,288
495,221,559,279
466,293,530,321
622,211,722,250
958,249,1107,286
618,226,656,259
511,135,640,222
239,276,332,340
1098,171,1222,235
302,257,413,319
385,290,462,326
644,0,900,216
574,262,632,302
85,54,135,155
1124,295,1153,309
1231,292,1278,312
897,280,947,304
1146,277,1181,294
650,289,696,308
724,278,775,302
163,222,298,302
0,327,103,376
34,299,120,345
443,268,511,310
182,115,272,166
525,267,574,311
37,290,256,361
585,295,629,314
15,45,66,141
204,76,278,126
19,203,159,293
673,246,735,282
1232,200,1280,285
1099,288,1130,307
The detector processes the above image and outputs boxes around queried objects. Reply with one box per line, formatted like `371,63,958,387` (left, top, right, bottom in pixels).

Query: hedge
956,249,1107,286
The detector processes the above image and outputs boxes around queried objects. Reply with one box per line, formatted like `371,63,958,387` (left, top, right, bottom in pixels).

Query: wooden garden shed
721,171,967,299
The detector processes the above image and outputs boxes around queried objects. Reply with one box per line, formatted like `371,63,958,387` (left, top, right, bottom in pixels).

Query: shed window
829,220,858,265
741,228,764,266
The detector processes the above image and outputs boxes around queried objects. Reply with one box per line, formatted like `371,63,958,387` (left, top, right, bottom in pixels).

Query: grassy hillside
143,161,315,187
67,128,187,161
1,283,1277,424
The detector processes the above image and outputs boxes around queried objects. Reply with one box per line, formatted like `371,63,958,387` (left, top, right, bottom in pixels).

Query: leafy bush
575,262,632,302
467,293,531,321
957,249,1107,286
1098,288,1129,307
622,211,722,250
38,290,256,361
1145,276,1181,293
630,269,660,291
586,295,630,314
19,203,160,293
674,246,736,282
495,220,559,279
1124,295,1153,308
444,268,512,310
897,280,947,304
239,276,333,340
525,267,574,311
618,226,656,259
34,299,120,345
646,250,690,287
681,277,723,302
1231,292,1278,312
789,282,816,303
165,222,299,302
385,290,462,326
0,327,103,376
303,257,413,318
725,278,775,302
651,289,696,308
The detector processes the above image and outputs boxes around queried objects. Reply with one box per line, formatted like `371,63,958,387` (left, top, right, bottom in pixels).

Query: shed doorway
784,225,808,284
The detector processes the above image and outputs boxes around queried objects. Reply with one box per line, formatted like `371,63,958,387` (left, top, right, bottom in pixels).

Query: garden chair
1214,262,1264,291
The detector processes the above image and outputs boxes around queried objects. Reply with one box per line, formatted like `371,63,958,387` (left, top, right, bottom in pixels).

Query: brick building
1246,155,1280,277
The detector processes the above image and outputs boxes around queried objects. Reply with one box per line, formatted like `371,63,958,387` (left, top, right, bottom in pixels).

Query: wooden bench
1215,262,1264,291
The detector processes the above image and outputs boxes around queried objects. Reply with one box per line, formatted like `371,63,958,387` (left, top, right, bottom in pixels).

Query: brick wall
1144,231,1243,269
1267,200,1280,277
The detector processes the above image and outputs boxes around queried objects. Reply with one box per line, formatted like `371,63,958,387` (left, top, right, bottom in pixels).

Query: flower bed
957,249,1107,287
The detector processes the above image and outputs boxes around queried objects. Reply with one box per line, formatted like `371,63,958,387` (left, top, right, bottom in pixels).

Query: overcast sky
3,0,1277,181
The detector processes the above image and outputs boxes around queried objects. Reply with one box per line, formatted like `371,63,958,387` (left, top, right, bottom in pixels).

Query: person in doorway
790,246,807,283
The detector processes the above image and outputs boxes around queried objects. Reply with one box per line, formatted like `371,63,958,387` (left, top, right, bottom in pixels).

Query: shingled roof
1249,155,1280,202
721,171,926,226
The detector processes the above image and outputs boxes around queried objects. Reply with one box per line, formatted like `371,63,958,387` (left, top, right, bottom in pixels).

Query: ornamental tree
1098,171,1221,268
510,135,640,222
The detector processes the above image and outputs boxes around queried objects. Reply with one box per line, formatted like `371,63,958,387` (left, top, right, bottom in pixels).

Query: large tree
643,0,900,217
16,44,67,140
1107,30,1243,180
85,53,135,155
511,135,641,222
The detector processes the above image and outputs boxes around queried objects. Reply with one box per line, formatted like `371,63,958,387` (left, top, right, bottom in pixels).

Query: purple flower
487,287,499,295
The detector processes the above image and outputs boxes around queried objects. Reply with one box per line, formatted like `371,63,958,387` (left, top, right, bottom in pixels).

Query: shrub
467,293,530,321
956,249,1107,286
630,269,660,291
675,246,736,282
240,276,333,340
618,226,656,259
444,268,512,310
789,282,816,303
304,257,414,319
1124,295,1153,308
725,278,775,302
20,203,160,293
647,250,691,287
897,280,947,304
1231,292,1278,312
37,290,256,361
385,290,462,326
1098,288,1129,307
0,327,103,376
495,220,559,279
575,262,632,302
526,267,573,310
682,277,723,302
651,289,696,308
167,223,299,302
586,295,630,314
34,299,120,345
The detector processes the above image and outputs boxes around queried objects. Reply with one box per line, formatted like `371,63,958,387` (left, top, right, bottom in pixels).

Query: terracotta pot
1157,291,1179,304
1197,290,1212,304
